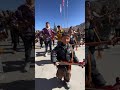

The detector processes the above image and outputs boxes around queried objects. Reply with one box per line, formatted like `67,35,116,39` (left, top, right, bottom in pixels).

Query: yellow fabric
56,29,64,41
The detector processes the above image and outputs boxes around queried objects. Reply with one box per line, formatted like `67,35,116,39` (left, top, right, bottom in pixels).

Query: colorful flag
67,0,68,7
62,0,65,7
60,4,62,13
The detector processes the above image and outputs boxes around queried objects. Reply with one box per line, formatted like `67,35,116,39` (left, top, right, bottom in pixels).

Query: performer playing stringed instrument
51,32,84,89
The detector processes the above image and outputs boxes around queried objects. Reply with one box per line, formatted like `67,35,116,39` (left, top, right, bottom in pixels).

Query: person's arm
73,51,79,63
42,29,47,39
74,35,78,44
51,29,55,33
51,47,58,65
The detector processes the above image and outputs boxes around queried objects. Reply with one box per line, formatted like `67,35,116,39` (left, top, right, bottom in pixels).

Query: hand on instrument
53,62,59,66
79,60,85,68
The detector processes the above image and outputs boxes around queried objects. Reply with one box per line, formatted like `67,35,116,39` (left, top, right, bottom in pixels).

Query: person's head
86,1,90,8
26,0,34,6
57,25,61,30
77,28,80,33
69,27,74,34
46,22,50,28
71,29,74,35
61,32,70,44
68,26,72,32
6,10,9,13
70,26,72,29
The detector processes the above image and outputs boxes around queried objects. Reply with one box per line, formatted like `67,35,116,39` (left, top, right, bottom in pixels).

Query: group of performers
35,22,85,88
0,0,120,89
0,0,34,73
35,22,85,56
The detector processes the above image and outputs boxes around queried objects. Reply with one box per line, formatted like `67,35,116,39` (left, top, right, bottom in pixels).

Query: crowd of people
35,22,85,57
35,22,85,88
0,0,120,89
0,0,85,88
0,0,34,74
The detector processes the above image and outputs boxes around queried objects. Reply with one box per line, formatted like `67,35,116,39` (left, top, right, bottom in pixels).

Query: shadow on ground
0,47,25,54
3,61,24,72
0,80,35,90
3,58,35,72
35,77,69,90
35,60,52,66
0,44,12,46
36,51,45,57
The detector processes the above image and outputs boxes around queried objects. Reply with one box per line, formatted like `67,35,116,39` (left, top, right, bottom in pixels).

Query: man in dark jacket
16,0,34,72
10,13,19,54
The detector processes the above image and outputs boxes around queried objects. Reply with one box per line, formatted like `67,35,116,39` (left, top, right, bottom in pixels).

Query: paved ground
35,41,85,90
0,31,35,90
95,45,120,86
0,31,120,90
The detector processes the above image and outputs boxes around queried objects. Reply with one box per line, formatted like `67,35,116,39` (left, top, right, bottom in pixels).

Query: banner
60,4,62,13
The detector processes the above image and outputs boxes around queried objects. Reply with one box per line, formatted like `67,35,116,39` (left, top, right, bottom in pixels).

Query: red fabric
62,0,64,7
51,32,55,40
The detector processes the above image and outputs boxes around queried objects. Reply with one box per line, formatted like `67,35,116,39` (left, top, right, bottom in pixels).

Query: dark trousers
56,66,71,82
0,57,3,73
52,40,55,46
70,42,75,49
44,40,52,53
115,29,120,37
5,27,8,36
39,38,44,47
72,45,75,49
19,32,33,63
10,27,19,51
85,47,106,87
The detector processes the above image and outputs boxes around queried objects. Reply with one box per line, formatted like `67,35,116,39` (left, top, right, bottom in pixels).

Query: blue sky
35,0,85,30
0,0,85,30
0,0,25,11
